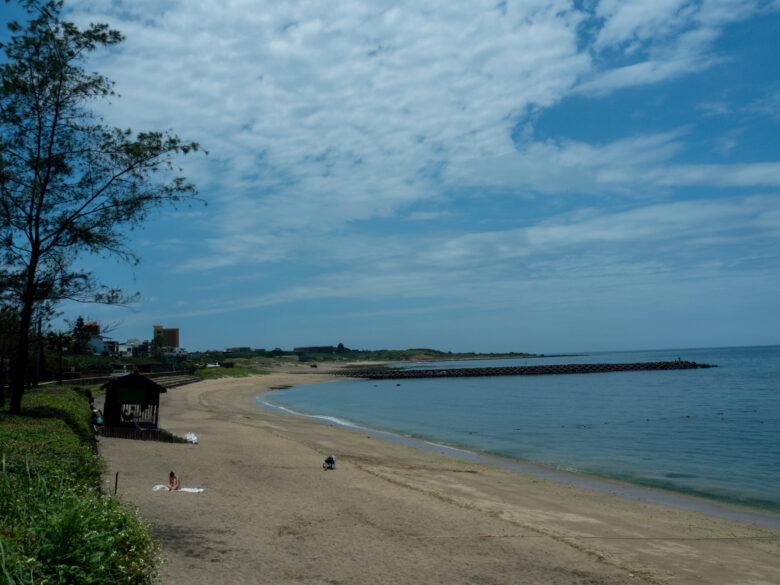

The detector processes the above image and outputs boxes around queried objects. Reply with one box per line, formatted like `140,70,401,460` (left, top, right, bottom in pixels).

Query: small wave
422,440,472,455
259,399,366,430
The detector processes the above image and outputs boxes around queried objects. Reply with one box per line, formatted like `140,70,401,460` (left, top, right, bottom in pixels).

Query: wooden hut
102,372,167,430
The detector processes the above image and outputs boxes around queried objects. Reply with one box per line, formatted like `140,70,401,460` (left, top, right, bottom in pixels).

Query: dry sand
98,366,779,585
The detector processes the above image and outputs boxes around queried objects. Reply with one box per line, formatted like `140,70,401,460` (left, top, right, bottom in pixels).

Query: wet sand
98,366,779,585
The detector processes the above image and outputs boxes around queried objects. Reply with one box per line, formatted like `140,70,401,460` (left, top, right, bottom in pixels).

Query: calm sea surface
261,346,780,510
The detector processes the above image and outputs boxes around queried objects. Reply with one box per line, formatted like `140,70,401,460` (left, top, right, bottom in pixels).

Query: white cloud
163,193,780,320
746,89,780,120
420,196,777,266
64,1,604,268
576,52,715,95
54,0,780,335
594,0,694,50
64,1,777,210
446,129,780,197
580,0,776,94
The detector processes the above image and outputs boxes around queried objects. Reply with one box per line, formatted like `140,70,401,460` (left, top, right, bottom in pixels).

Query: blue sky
3,0,780,353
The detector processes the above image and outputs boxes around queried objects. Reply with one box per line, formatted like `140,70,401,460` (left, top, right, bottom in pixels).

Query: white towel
153,484,204,493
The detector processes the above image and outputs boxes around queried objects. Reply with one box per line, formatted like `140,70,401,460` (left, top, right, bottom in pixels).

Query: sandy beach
98,366,779,585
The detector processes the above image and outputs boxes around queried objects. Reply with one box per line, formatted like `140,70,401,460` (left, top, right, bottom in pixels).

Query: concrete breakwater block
339,361,716,380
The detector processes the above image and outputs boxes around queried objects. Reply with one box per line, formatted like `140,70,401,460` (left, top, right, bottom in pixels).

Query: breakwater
340,360,715,379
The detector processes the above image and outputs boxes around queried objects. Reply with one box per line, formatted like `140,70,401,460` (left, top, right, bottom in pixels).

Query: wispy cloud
161,193,780,320
67,1,779,253
43,1,780,349
580,0,770,94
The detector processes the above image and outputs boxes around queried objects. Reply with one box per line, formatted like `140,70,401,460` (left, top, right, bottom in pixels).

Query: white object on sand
152,484,204,493
184,432,198,444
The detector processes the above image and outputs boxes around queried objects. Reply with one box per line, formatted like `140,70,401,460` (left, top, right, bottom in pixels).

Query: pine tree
0,1,202,412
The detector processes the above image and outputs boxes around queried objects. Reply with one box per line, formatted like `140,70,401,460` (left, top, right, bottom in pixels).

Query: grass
0,386,160,585
194,366,269,379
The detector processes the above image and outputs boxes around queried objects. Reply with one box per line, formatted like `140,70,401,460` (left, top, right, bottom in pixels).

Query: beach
98,365,779,585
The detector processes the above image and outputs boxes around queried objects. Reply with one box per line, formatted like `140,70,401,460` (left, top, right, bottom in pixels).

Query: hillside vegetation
0,386,160,584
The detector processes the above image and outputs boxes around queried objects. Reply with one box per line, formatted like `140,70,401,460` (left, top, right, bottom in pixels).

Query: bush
0,387,98,481
0,386,160,584
0,469,160,585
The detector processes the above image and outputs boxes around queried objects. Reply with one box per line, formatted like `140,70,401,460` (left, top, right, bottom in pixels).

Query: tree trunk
0,352,5,409
57,345,63,385
33,317,42,387
9,260,38,414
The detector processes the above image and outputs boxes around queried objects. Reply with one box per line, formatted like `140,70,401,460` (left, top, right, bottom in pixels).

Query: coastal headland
98,363,778,585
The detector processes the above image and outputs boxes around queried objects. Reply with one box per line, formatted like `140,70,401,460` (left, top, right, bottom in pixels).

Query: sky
2,0,780,353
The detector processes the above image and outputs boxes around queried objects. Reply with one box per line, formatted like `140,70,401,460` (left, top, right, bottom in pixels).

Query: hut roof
101,371,167,394
101,372,167,429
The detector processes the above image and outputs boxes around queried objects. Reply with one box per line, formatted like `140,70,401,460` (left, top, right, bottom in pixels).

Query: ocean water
261,346,780,510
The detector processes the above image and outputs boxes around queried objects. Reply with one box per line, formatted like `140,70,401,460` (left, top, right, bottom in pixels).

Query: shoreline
258,386,780,529
98,366,779,585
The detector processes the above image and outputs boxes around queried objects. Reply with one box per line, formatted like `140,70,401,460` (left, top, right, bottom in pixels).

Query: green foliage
175,360,197,373
0,385,160,584
0,386,98,479
194,366,268,380
204,346,533,363
1,0,202,412
0,473,160,585
69,317,92,355
295,347,535,362
150,336,165,361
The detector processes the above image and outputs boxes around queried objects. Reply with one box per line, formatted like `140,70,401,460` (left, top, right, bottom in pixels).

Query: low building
118,338,142,357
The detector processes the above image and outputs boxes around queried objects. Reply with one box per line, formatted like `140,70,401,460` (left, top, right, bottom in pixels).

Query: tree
69,315,88,354
1,1,202,413
0,305,20,407
150,334,165,361
46,329,68,384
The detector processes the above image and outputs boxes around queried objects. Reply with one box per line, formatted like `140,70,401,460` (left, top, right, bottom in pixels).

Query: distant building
118,338,142,357
226,346,251,353
87,334,108,355
153,324,179,348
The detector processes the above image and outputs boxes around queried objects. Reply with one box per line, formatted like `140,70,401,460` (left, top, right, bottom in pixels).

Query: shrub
0,386,160,584
0,467,160,585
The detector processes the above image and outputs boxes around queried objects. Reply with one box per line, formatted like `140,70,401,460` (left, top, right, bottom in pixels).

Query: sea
259,346,780,512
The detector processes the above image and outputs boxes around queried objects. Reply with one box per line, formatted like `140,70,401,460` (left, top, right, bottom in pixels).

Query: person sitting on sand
167,471,181,491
